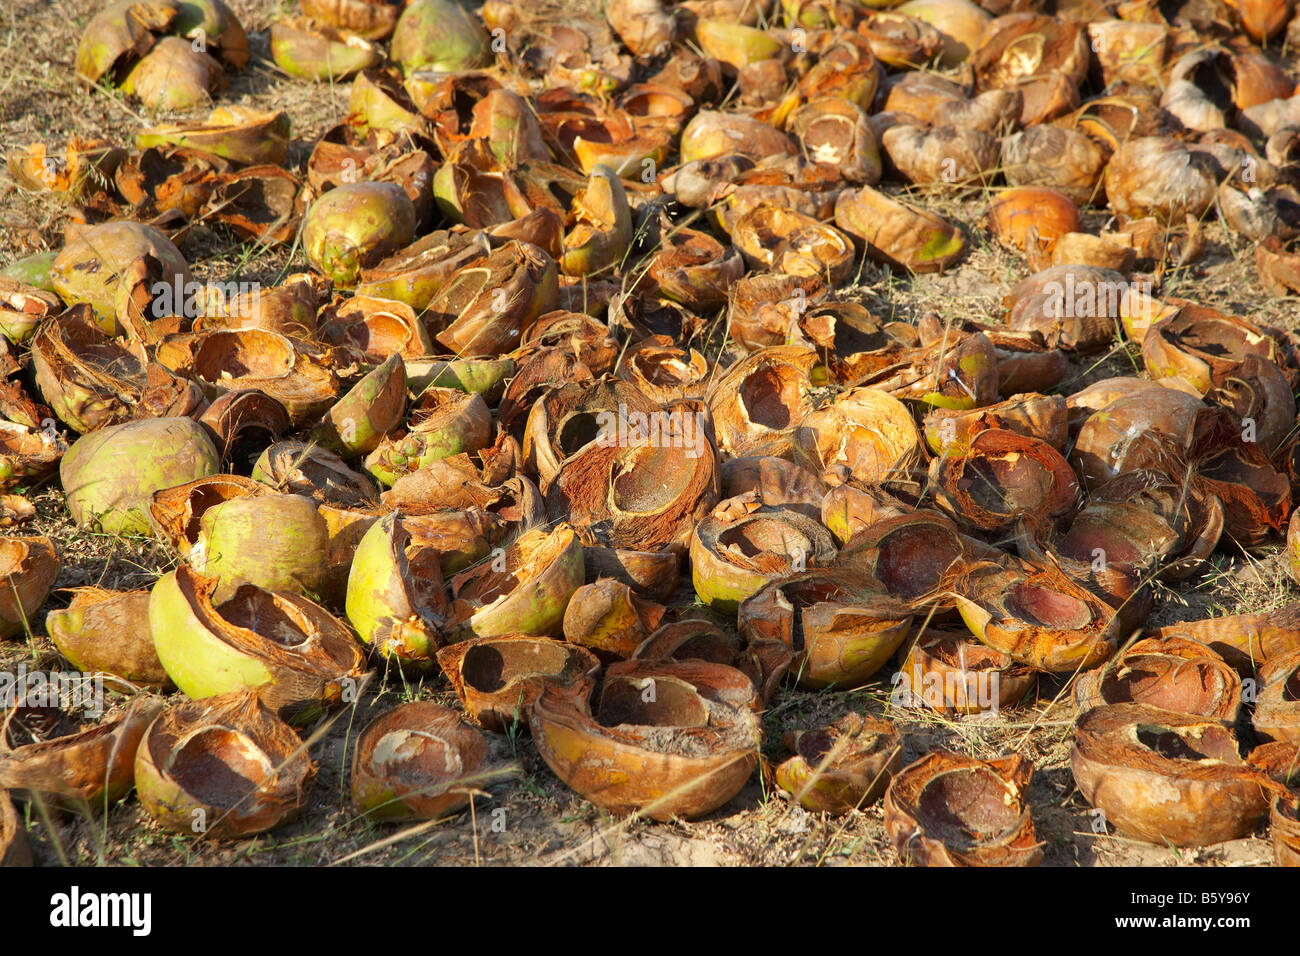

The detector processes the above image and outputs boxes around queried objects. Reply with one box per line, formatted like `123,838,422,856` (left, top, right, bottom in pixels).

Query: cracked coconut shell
901,630,1036,716
738,568,912,689
151,566,365,725
691,500,838,613
444,524,584,643
928,428,1079,536
345,511,454,668
0,695,163,811
530,659,761,820
948,558,1119,672
884,751,1041,866
0,536,59,640
437,635,600,733
0,789,29,866
135,690,313,838
351,701,503,821
46,588,171,690
1073,637,1242,721
1071,703,1274,846
776,713,902,813
1254,646,1300,746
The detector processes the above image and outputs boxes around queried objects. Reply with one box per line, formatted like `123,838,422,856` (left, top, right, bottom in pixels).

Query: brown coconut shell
529,659,762,820
884,751,1041,867
1071,703,1275,846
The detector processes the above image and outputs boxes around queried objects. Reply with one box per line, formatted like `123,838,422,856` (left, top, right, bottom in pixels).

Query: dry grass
0,0,1293,867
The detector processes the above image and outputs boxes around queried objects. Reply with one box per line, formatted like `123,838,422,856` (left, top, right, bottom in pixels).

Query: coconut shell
692,501,838,613
135,691,313,838
0,790,30,866
0,695,163,811
1255,647,1300,746
151,566,365,724
46,589,171,690
776,713,902,813
530,659,761,820
884,751,1041,866
948,558,1119,672
1074,637,1241,721
351,701,501,820
437,635,600,733
901,631,1037,715
1071,703,1274,846
738,568,912,689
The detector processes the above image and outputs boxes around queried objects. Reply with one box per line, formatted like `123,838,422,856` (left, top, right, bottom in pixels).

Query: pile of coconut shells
9,0,1300,867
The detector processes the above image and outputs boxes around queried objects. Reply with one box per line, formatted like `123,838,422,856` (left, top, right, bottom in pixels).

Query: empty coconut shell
929,428,1079,536
1105,137,1218,222
1071,703,1274,846
345,511,454,668
562,579,668,661
1254,647,1300,746
135,691,313,838
948,558,1119,672
989,187,1080,256
1155,605,1300,676
530,659,761,820
0,536,59,639
738,568,912,689
776,713,902,813
900,631,1036,715
0,790,29,866
1073,637,1242,721
0,694,163,811
444,524,585,643
835,510,998,604
150,566,365,725
792,387,923,490
835,185,965,273
884,751,1041,866
46,588,171,690
545,399,720,553
352,701,503,821
692,500,838,613
437,635,600,733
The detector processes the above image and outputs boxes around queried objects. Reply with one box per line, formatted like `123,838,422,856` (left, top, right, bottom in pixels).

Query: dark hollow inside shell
461,640,578,692
1134,723,1241,763
915,768,1023,851
168,727,276,806
597,675,708,728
